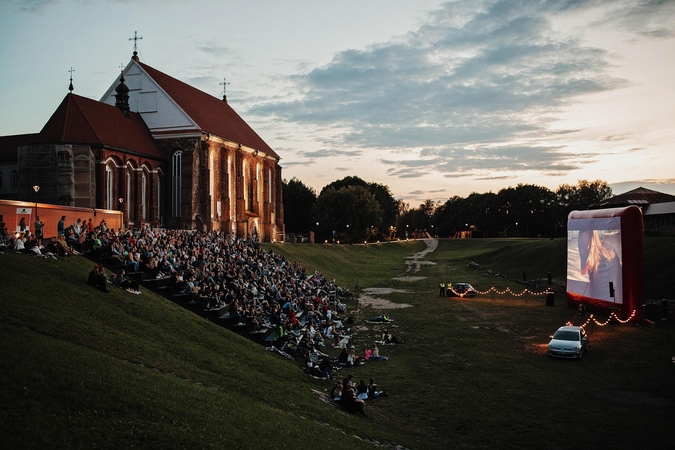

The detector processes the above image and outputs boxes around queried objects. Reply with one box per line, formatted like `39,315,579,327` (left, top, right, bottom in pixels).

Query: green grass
2,237,675,449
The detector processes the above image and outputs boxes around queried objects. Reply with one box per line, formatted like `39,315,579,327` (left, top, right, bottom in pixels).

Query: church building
1,51,284,242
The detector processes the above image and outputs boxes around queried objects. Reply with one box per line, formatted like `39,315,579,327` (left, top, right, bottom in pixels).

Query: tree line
283,177,612,243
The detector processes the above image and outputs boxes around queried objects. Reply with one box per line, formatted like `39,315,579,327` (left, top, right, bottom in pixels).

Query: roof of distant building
137,60,279,159
0,133,40,163
593,187,675,208
34,93,164,159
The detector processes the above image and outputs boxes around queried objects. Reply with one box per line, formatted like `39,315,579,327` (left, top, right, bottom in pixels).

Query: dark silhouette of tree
313,185,382,243
282,177,317,233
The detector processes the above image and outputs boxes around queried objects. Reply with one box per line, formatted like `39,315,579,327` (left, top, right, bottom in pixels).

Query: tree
320,176,398,240
313,185,382,243
282,177,317,233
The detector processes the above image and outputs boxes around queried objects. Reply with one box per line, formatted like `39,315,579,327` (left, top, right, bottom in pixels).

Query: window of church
229,155,234,221
106,166,113,209
141,172,147,220
209,152,215,219
157,176,161,222
126,171,131,215
172,152,182,217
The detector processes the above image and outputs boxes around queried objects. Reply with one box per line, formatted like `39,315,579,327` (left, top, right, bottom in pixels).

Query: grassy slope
2,237,674,449
0,253,384,450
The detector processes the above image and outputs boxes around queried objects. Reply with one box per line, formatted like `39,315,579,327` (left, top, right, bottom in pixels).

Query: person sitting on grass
330,380,343,403
381,329,404,344
356,379,369,400
87,264,109,293
110,268,141,294
367,378,388,399
366,344,389,361
341,387,366,416
308,362,330,379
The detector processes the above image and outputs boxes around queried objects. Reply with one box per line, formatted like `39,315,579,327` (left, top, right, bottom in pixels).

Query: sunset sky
1,0,674,205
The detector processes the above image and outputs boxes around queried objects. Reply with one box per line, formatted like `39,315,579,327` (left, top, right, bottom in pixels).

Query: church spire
68,67,75,93
220,77,230,103
129,31,142,62
114,69,131,118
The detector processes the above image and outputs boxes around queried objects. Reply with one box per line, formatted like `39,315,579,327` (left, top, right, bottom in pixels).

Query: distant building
592,187,675,235
0,51,284,241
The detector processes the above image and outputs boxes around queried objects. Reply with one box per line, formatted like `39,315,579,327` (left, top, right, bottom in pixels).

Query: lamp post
119,198,124,231
32,185,40,237
32,184,40,219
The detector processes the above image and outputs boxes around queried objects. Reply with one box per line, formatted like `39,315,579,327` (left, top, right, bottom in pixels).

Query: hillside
2,237,674,449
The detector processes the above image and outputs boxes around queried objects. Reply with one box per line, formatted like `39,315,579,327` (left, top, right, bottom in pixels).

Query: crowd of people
3,217,396,417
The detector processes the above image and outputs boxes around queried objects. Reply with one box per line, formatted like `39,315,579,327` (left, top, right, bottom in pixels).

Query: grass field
1,237,674,449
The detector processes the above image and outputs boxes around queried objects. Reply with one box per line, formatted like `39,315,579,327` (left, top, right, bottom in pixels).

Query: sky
1,0,674,206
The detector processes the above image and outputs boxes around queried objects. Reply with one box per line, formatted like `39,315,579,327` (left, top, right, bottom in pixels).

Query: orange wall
0,199,123,237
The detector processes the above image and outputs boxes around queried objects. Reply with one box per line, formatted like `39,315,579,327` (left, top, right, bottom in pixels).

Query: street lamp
32,185,40,231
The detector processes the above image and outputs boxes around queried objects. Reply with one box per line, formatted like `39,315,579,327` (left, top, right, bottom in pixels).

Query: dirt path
358,239,438,310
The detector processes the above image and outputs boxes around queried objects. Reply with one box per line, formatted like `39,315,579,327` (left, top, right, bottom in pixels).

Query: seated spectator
330,380,343,403
367,378,388,398
381,329,404,344
110,269,141,294
341,387,365,416
367,344,389,361
356,379,369,400
308,362,330,379
44,237,68,257
87,264,109,292
14,234,26,252
64,226,78,248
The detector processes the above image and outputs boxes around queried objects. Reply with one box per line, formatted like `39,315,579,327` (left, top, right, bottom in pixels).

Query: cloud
297,148,362,158
248,0,673,180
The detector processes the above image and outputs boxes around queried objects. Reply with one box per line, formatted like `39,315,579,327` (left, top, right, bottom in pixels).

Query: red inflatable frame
566,206,643,323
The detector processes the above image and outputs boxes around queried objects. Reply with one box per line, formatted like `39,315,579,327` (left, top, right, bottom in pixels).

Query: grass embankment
2,237,674,449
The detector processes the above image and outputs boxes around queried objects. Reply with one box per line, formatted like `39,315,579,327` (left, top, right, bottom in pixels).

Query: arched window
156,176,161,221
209,152,215,218
228,154,234,221
11,170,18,188
243,159,250,211
257,162,262,209
268,167,272,204
141,172,147,220
172,151,182,217
126,170,131,215
106,166,113,209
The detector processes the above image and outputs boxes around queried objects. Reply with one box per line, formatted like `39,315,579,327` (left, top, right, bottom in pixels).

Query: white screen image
567,218,623,304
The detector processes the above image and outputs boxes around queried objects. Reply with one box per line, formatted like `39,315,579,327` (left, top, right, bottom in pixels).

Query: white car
547,325,588,359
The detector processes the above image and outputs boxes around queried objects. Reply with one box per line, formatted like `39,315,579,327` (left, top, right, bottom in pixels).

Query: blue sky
1,0,674,204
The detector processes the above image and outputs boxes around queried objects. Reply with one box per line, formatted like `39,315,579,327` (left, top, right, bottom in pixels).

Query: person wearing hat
87,264,109,293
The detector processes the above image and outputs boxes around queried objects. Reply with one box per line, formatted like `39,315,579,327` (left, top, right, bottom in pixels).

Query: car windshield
553,330,579,341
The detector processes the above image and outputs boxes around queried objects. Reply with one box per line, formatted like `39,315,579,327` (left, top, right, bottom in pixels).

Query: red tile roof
34,94,164,159
137,61,279,159
594,187,675,207
0,133,39,162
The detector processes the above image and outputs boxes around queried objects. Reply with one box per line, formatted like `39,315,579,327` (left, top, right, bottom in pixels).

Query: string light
449,286,550,298
567,310,637,328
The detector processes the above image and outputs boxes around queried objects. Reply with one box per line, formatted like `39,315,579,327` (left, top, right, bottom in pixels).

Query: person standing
34,216,44,241
58,216,66,237
19,217,27,233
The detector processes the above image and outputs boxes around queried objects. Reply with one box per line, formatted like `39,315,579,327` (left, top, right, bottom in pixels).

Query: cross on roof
68,67,75,92
220,77,231,97
129,31,143,52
